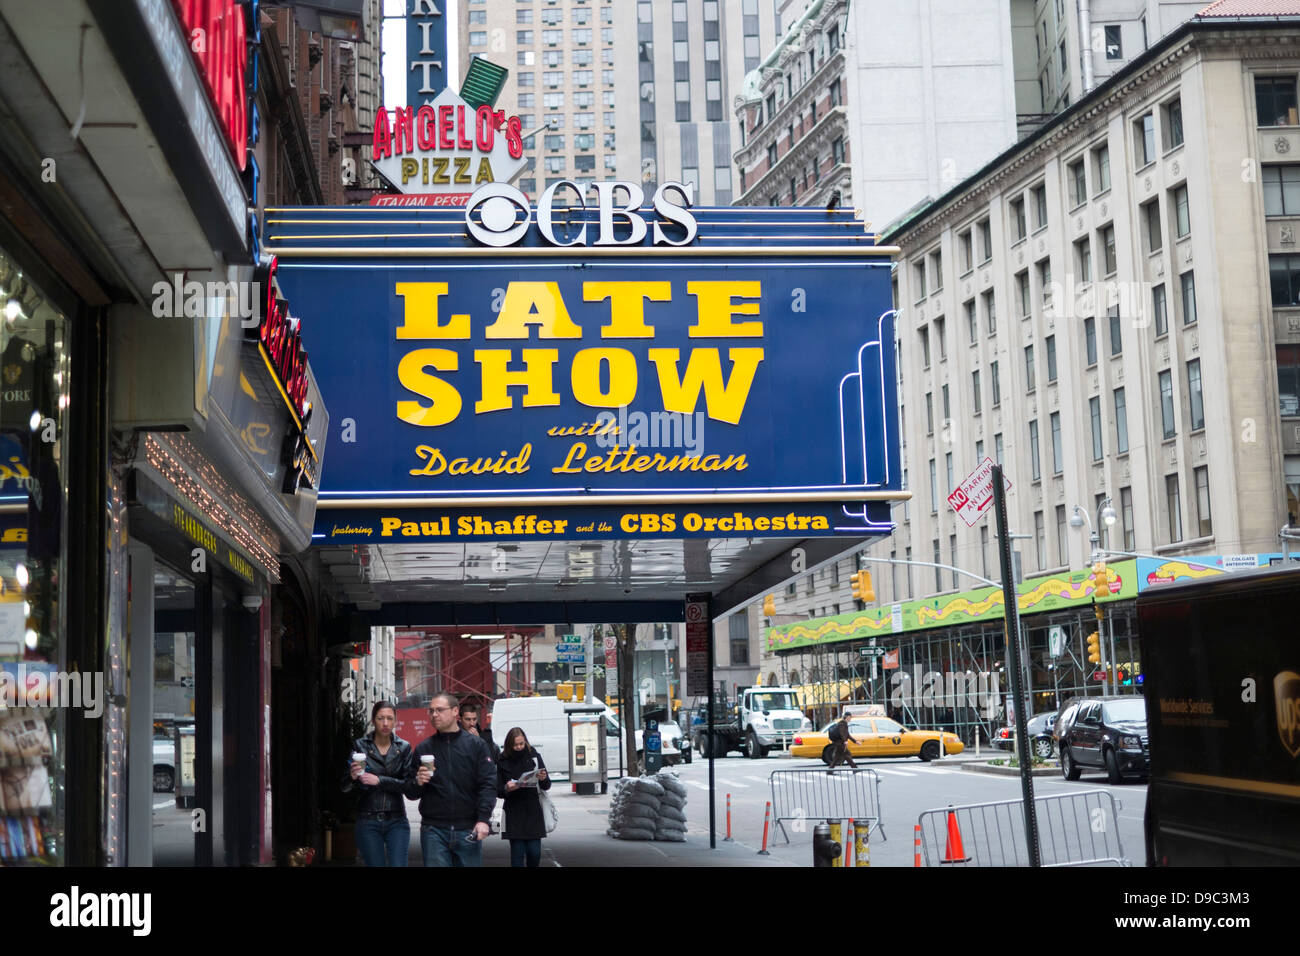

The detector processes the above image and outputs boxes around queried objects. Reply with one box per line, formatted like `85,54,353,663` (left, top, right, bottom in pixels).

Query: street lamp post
1070,500,1117,694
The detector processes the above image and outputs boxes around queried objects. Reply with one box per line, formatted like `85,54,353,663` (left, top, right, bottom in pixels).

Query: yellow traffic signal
1086,631,1102,664
851,570,876,602
1091,562,1109,595
763,594,775,617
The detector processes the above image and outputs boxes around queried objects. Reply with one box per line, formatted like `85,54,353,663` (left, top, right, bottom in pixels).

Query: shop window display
0,250,71,864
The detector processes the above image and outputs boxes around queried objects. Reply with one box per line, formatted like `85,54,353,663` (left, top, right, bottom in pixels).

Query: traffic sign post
858,646,886,658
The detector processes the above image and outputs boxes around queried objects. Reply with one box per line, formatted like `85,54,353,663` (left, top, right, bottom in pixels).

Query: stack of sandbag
652,772,687,842
606,776,664,841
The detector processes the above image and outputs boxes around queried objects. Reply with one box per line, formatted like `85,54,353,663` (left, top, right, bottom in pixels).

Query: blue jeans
509,838,541,867
355,816,411,867
420,824,483,867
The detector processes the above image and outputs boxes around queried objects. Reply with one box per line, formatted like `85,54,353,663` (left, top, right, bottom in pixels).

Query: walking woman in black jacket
346,700,414,866
496,727,551,867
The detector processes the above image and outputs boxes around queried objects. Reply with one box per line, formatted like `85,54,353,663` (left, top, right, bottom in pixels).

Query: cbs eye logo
465,183,532,247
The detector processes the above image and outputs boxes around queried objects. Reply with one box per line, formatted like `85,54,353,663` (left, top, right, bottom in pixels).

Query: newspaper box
564,704,607,795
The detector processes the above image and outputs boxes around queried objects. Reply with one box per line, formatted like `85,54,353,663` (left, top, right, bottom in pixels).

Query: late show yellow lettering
475,349,561,413
584,281,669,338
484,282,582,339
687,281,763,337
396,349,463,426
395,283,470,339
647,347,765,424
570,348,638,407
475,158,495,184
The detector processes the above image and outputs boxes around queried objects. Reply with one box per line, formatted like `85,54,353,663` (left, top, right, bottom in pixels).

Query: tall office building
462,0,779,203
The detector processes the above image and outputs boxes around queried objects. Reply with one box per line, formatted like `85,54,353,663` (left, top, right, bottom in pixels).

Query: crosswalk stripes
742,776,768,784
872,768,917,777
683,780,711,791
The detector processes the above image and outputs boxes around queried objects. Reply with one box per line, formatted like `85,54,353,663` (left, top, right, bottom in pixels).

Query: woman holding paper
496,727,551,867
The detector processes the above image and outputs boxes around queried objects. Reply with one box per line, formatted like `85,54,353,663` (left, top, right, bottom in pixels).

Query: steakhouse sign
264,185,904,542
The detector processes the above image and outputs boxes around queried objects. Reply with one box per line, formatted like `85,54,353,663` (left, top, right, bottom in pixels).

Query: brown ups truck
1140,563,1300,865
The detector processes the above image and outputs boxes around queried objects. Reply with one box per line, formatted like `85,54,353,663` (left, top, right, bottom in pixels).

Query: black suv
1055,695,1148,783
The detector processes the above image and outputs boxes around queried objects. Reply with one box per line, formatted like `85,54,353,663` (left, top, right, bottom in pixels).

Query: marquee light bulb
4,297,21,320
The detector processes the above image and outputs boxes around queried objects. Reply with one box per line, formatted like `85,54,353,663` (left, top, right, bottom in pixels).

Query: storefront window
0,249,72,865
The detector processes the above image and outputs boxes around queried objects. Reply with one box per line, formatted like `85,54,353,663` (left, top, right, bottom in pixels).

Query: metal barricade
916,789,1129,866
768,768,885,846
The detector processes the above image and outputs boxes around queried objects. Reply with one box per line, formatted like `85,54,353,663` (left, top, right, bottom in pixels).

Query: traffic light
1091,562,1109,595
1086,631,1102,664
851,570,876,602
763,594,775,617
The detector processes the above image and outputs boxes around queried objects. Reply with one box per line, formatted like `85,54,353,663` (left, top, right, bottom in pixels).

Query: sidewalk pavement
327,779,799,867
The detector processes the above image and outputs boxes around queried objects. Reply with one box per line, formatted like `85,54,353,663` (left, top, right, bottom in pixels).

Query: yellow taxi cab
790,716,964,763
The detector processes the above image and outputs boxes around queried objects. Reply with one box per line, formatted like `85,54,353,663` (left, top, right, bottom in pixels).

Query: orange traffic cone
940,806,970,864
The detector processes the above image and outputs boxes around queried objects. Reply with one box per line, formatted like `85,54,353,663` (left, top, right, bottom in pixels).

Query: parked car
153,725,177,793
1055,695,1148,783
990,711,1058,757
791,716,964,763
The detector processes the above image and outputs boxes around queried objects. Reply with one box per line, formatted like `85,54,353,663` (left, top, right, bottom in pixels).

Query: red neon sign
171,0,248,171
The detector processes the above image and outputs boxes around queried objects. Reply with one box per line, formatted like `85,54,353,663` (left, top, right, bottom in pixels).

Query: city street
668,750,1147,867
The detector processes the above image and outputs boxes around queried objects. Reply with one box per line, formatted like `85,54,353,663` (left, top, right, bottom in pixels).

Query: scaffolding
395,627,538,708
775,603,1141,745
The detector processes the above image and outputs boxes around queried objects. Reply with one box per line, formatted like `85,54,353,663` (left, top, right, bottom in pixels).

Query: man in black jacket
459,701,499,761
406,692,497,866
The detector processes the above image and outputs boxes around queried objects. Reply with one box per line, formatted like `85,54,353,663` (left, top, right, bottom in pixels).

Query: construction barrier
723,793,733,842
854,818,871,867
913,823,922,867
915,789,1130,867
829,820,843,867
757,800,772,856
767,768,885,847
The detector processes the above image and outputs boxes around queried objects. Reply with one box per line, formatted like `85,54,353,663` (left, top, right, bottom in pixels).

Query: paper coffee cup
351,751,365,771
421,755,435,769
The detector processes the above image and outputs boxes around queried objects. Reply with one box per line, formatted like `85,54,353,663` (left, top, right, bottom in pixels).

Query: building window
1279,345,1300,416
1144,199,1162,253
1037,258,1052,301
959,230,973,273
1255,75,1299,127
1194,466,1211,537
1136,111,1156,165
935,316,947,360
1159,368,1176,439
933,538,943,591
1011,197,1027,241
831,136,845,165
1120,486,1135,550
930,251,944,292
920,326,931,367
942,382,951,419
1084,316,1097,366
829,80,841,108
945,452,954,497
1075,236,1092,282
1187,358,1205,431
925,392,934,434
1100,224,1117,276
1089,396,1104,461
972,369,982,414
978,219,992,262
965,299,978,343
517,29,534,43
991,360,1001,406
1050,411,1063,474
1034,511,1046,570
1046,334,1057,382
1104,24,1122,59
469,30,487,46
1025,344,1036,392
1017,271,1031,317
1108,305,1122,356
1152,283,1168,336
1069,159,1087,206
1114,387,1129,454
1029,420,1041,481
1163,98,1183,149
980,526,990,579
1166,473,1183,543
1173,185,1190,238
1263,165,1300,215
1033,184,1048,230
995,432,1003,466
730,612,750,664
1056,504,1069,565
1094,143,1111,193
1270,254,1300,306
983,289,997,335
1180,271,1197,325
929,459,938,513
